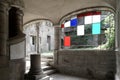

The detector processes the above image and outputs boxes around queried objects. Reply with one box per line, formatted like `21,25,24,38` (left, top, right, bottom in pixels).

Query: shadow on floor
50,73,88,80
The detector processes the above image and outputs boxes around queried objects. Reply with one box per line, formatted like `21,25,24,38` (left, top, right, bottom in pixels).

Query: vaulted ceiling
23,0,116,25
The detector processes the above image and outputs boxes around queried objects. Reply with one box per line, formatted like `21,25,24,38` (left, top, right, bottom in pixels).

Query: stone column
36,23,40,54
8,7,25,80
54,27,60,65
0,2,9,56
54,27,60,50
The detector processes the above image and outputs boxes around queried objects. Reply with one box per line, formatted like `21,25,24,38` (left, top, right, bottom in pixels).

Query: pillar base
25,54,50,80
25,74,50,80
39,76,50,80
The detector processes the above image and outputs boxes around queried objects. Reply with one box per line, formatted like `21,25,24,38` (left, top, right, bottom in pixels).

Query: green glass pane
78,17,84,25
64,27,77,36
85,24,92,34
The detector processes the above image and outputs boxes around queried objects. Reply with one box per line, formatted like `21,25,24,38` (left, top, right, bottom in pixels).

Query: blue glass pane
92,23,101,34
70,18,78,27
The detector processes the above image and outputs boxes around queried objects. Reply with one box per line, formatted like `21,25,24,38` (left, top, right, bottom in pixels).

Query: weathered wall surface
116,0,120,80
0,56,9,80
55,50,116,80
39,23,54,52
116,51,120,80
0,57,25,80
8,39,25,80
9,59,25,80
0,41,25,80
24,20,55,54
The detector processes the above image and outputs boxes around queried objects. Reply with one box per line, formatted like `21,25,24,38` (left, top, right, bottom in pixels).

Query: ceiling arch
23,0,116,25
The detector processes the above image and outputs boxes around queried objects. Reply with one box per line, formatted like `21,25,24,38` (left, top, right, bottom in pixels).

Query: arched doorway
23,20,55,73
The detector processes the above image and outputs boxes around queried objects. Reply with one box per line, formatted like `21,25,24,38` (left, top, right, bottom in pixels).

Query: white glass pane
93,15,101,23
85,16,92,24
77,25,84,36
64,21,70,27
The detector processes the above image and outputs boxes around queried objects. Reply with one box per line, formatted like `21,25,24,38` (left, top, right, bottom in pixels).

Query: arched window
61,10,115,50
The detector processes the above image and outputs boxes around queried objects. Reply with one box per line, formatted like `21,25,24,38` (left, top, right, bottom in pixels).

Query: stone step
26,65,56,74
26,62,52,71
38,76,50,80
26,60,55,75
42,66,53,71
41,58,53,62
48,61,54,66
41,62,48,66
26,62,49,69
41,55,53,59
44,69,57,75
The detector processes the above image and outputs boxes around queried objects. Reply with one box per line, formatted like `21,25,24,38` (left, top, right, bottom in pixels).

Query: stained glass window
61,10,115,50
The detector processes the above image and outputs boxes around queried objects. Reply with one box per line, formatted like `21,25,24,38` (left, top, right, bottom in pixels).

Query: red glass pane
77,13,85,18
64,36,71,47
77,11,101,18
61,24,64,28
92,11,101,15
84,12,93,16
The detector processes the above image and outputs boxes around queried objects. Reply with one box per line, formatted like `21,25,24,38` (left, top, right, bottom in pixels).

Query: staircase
41,54,56,75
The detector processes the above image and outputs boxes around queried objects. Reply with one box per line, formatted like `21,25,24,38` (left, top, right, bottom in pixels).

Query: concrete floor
50,74,88,80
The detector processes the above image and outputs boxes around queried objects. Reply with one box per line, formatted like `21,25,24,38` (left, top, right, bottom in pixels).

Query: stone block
56,50,116,80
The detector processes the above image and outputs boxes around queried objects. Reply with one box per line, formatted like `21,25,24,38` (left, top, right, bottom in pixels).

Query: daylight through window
61,11,115,50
